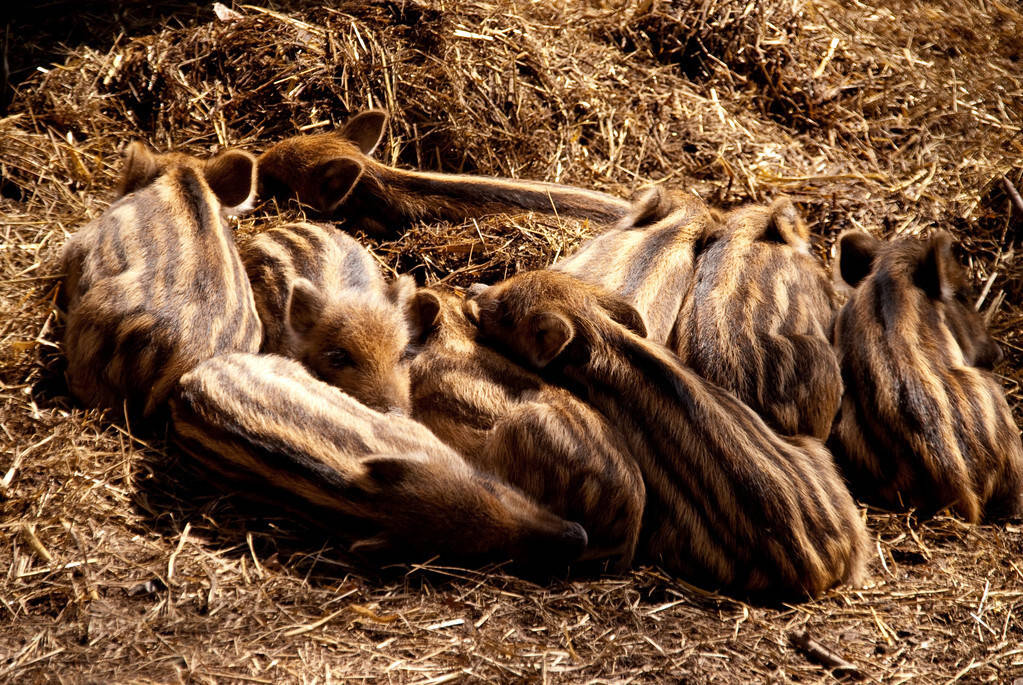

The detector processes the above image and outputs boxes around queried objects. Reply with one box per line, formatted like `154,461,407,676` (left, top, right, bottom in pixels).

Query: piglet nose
562,522,588,556
991,341,1004,366
974,340,1003,369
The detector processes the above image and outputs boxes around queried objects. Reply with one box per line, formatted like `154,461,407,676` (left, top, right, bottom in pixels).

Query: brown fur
408,287,644,567
467,270,868,599
61,142,261,417
258,109,633,235
672,198,842,439
831,230,1023,522
170,352,588,568
239,222,413,413
554,188,717,344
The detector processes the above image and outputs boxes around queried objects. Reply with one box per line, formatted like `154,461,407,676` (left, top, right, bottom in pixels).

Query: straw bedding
2,0,1022,681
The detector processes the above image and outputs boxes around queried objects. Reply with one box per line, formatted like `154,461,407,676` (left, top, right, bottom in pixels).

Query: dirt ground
2,0,1022,682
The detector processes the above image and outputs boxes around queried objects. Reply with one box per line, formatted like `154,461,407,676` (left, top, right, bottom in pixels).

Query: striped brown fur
466,270,868,599
553,188,717,344
408,287,644,567
170,352,589,566
831,230,1023,522
239,222,414,413
258,109,633,235
61,142,261,417
672,198,842,439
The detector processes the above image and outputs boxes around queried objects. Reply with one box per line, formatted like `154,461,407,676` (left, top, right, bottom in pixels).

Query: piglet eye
325,348,353,369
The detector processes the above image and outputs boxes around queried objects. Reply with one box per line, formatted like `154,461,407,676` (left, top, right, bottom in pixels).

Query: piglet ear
286,278,323,336
361,454,418,487
349,536,390,554
596,292,647,338
528,311,575,368
466,283,490,298
764,197,809,249
616,185,675,230
341,109,388,156
408,289,442,343
204,149,258,212
696,222,725,252
915,230,956,300
836,230,880,288
314,157,364,213
116,141,161,197
345,455,412,503
462,297,481,326
387,274,416,308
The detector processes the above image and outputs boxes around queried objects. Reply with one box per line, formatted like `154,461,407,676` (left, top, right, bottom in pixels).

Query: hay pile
2,0,1022,681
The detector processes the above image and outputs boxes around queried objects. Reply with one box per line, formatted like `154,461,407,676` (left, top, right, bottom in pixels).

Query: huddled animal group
58,108,1023,601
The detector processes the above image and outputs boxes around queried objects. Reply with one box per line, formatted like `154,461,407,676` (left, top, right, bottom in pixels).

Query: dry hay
2,0,1023,681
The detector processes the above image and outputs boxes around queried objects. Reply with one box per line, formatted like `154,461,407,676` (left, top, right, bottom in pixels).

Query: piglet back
172,353,393,505
171,353,590,567
672,198,841,439
831,231,1023,522
62,158,261,417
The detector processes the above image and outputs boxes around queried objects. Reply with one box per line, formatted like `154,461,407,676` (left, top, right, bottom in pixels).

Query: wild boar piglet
831,229,1022,522
672,197,842,439
466,270,868,600
258,109,633,235
408,287,645,568
171,352,590,569
61,141,261,417
240,222,413,413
